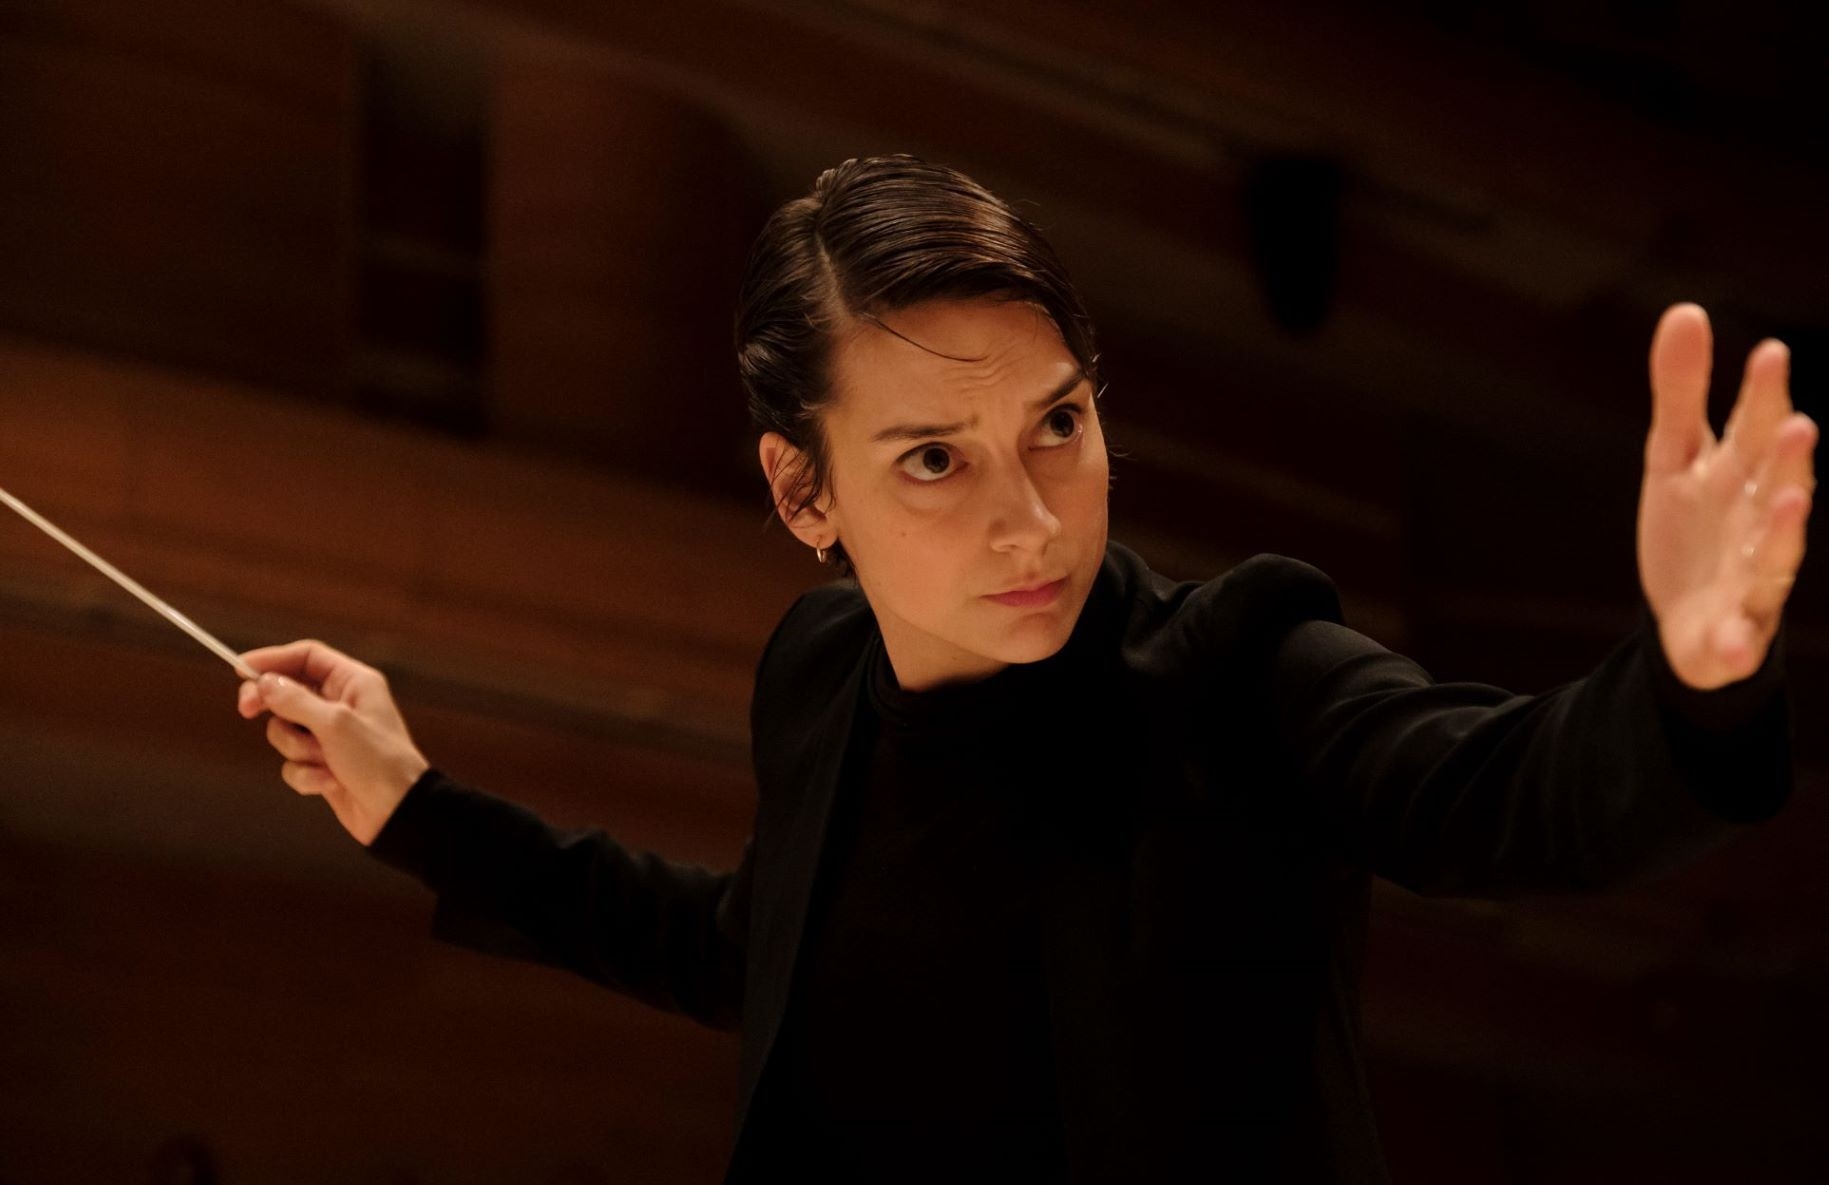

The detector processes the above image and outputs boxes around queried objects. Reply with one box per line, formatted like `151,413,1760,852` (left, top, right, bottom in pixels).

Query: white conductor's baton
0,484,261,682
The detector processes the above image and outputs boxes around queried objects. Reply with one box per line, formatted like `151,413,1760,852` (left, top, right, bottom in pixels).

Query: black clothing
758,627,1075,1181
366,539,1794,1183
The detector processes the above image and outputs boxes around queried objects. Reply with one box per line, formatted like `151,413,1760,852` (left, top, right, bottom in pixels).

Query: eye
899,443,957,484
894,403,1087,485
1035,403,1085,449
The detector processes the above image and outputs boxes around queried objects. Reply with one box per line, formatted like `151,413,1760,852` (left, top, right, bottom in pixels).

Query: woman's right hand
235,639,432,847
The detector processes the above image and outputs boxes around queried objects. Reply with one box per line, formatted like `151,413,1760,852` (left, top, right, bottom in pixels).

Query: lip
985,575,1067,608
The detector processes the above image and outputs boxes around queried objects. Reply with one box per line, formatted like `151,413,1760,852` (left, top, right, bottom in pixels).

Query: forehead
829,298,1075,414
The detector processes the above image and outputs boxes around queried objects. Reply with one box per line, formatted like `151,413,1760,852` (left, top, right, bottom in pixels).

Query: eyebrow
869,370,1090,444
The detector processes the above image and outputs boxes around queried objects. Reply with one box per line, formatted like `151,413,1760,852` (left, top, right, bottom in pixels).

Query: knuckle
282,760,323,797
268,719,311,759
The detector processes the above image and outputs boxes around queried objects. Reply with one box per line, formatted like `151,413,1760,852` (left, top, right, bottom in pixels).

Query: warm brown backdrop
0,1,1824,1181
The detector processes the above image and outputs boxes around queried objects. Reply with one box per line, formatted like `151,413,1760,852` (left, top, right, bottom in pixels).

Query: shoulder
1100,539,1347,681
763,578,873,666
749,577,874,732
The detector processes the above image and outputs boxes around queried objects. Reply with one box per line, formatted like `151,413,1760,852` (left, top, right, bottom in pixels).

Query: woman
235,155,1812,1183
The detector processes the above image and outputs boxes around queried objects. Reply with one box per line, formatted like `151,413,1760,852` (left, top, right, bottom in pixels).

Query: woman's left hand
1638,301,1817,691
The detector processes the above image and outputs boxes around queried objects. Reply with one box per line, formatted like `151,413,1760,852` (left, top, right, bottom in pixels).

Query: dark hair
733,153,1103,579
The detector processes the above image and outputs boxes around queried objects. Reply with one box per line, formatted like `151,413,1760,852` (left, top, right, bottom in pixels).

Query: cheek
1061,448,1111,523
862,530,976,642
889,505,979,592
851,486,966,589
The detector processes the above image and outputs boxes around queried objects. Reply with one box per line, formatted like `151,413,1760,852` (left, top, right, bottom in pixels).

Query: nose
986,456,1063,554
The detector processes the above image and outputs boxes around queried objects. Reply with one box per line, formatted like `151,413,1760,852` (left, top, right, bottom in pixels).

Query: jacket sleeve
365,768,753,1030
355,591,821,1031
1263,576,1794,900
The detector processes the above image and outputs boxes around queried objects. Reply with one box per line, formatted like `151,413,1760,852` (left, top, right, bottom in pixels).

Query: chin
977,598,1081,664
997,634,1070,665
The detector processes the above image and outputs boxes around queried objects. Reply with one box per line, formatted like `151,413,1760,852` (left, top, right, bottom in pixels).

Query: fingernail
260,673,284,690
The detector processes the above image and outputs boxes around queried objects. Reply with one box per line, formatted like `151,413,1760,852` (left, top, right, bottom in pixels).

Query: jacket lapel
732,626,873,1147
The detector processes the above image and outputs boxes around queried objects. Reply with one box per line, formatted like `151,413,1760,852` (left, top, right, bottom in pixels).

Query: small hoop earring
815,544,829,565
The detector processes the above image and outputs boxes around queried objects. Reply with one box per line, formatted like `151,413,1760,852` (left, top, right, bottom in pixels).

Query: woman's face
761,296,1110,692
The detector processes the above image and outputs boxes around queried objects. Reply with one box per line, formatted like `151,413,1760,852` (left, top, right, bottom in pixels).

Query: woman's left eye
1035,403,1085,448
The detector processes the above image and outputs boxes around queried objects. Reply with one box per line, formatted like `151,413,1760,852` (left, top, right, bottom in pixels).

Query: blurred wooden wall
0,0,1826,1181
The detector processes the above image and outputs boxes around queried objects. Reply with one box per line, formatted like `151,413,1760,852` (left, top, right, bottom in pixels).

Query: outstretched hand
1639,302,1817,690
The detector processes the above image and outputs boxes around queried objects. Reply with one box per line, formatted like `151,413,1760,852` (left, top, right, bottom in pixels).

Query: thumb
1647,301,1712,473
257,672,335,732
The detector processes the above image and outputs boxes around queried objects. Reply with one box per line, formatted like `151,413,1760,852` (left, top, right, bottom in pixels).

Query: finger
238,679,264,719
266,714,325,764
1647,302,1714,474
237,639,363,701
258,671,339,733
1709,613,1760,677
279,760,339,798
1741,412,1819,529
1722,339,1794,486
1745,469,1813,627
1760,412,1819,501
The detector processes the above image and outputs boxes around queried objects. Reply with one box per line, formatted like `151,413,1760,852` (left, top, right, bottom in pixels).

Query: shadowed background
0,0,1825,1181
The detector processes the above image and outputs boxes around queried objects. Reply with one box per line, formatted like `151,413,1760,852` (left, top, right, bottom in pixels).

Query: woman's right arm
235,639,750,1032
366,768,752,1031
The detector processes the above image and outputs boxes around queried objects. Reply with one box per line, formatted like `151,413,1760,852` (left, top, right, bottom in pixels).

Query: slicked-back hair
734,153,1103,579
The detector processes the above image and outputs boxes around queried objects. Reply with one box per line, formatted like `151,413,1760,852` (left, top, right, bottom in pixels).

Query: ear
758,431,835,548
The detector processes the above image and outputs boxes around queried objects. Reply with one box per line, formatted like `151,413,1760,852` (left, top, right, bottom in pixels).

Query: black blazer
368,538,1792,1183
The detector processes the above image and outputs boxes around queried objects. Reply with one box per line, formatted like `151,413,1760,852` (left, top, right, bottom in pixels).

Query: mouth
984,575,1068,607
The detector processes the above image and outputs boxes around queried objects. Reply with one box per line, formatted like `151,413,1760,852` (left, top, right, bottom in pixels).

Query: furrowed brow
869,370,1088,444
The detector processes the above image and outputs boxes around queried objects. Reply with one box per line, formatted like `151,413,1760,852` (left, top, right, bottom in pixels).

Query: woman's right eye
899,443,957,484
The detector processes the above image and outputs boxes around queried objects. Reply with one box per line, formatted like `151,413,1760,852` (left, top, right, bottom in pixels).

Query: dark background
0,1,1824,1181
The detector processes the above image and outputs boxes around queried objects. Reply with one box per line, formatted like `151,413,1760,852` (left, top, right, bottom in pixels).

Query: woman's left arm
1264,303,1814,899
1265,601,1791,899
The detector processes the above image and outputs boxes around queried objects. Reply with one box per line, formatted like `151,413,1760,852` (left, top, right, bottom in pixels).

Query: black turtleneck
757,598,1111,1183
